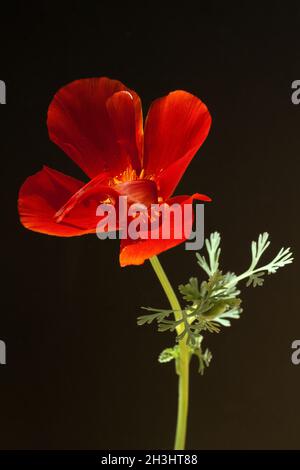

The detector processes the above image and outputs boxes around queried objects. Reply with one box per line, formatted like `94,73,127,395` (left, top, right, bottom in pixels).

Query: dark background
0,1,299,450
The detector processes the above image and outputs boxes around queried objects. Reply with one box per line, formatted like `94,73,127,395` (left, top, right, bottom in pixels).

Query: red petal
144,90,211,199
52,176,158,232
18,166,113,236
47,77,143,178
106,90,143,174
119,193,207,266
53,172,117,223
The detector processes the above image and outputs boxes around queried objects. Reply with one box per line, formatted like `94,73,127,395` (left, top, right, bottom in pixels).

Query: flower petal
144,90,211,199
106,90,143,174
119,193,208,266
47,77,143,178
18,166,114,236
53,172,117,223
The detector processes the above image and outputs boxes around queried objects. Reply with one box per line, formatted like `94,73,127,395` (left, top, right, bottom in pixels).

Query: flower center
110,167,158,207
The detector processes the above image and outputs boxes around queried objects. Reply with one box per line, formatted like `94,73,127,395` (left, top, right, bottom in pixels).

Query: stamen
110,167,139,186
101,197,113,204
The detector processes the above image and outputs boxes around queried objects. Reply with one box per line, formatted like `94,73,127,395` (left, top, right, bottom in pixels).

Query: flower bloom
18,77,211,266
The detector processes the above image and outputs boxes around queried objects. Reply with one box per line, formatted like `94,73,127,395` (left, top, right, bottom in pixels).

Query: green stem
149,256,190,450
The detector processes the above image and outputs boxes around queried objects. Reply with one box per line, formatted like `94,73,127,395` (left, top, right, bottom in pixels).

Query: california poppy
18,77,211,266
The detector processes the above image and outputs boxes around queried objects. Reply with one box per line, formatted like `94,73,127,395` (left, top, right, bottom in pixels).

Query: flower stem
149,256,190,450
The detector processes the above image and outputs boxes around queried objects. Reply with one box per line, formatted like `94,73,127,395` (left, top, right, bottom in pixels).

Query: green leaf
137,308,173,325
158,346,179,363
246,272,265,287
179,277,201,302
138,232,293,363
196,232,221,276
189,336,213,375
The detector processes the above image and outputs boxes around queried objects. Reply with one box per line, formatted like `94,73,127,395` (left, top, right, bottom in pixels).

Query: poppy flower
18,77,211,266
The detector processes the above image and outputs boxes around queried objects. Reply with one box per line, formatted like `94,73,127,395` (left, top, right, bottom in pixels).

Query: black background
0,1,299,450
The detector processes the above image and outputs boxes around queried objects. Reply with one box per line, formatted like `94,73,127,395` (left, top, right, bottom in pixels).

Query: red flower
18,77,211,266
